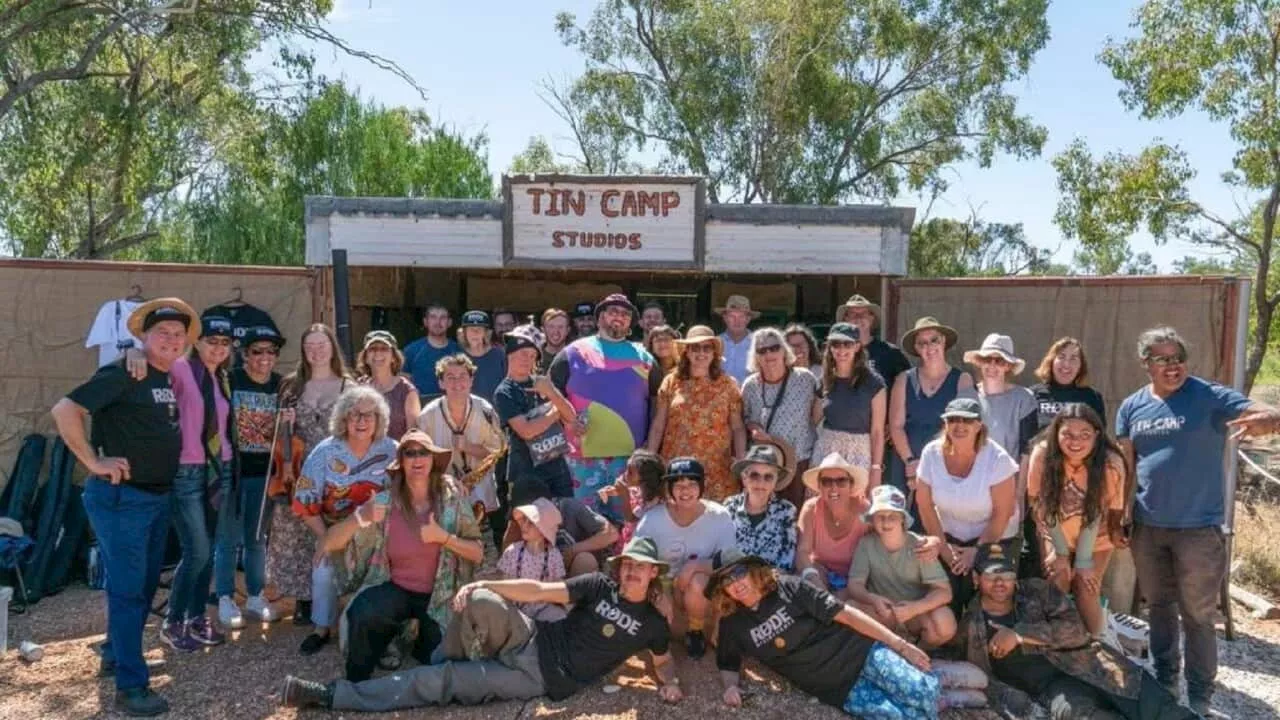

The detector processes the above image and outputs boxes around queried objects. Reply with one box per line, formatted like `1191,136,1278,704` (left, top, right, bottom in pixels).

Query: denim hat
864,485,914,529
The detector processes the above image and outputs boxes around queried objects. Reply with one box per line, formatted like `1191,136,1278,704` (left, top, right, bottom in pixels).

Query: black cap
975,543,1017,575
243,325,285,348
572,302,595,318
461,310,491,328
199,314,234,339
663,456,705,482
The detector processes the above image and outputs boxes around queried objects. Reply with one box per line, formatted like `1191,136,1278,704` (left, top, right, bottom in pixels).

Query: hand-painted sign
503,174,705,268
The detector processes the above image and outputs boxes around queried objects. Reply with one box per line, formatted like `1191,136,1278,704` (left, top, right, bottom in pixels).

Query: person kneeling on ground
958,543,1199,720
280,536,683,711
846,485,956,650
709,548,942,719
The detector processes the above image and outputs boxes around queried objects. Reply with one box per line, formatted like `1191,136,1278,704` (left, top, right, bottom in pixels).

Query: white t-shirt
917,438,1020,542
635,500,736,575
86,299,142,367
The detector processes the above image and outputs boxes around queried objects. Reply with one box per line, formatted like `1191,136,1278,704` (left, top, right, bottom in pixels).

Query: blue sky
303,0,1245,270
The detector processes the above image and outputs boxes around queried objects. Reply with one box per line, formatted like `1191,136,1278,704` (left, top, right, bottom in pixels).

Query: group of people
51,290,1280,719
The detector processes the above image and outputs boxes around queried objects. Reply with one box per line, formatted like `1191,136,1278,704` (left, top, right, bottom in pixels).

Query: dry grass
1233,499,1280,604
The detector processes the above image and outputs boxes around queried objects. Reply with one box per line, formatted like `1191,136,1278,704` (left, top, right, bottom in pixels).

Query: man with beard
492,308,518,338
279,536,682,711
402,301,459,402
549,294,663,521
571,301,596,338
538,307,571,373
1116,326,1280,717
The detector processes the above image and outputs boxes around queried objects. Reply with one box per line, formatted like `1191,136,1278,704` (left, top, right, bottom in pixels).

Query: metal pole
1220,276,1251,641
331,248,354,365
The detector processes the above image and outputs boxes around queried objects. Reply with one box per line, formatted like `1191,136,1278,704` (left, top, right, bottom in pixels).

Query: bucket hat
512,498,562,545
606,536,669,574
963,333,1026,375
731,442,795,492
864,485,914,529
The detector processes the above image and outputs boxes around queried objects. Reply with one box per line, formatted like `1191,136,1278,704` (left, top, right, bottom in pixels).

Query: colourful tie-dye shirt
556,336,658,459
292,435,395,524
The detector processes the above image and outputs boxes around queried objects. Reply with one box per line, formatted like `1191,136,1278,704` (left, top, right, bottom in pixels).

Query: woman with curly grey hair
292,384,397,656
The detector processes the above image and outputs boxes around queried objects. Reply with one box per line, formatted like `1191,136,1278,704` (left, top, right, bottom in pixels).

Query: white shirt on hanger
86,299,143,367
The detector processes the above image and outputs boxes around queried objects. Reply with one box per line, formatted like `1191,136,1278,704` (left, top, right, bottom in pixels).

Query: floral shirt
657,373,743,501
723,493,798,570
292,435,396,524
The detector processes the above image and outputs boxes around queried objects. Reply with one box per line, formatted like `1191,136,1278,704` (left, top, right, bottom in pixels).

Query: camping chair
0,518,35,614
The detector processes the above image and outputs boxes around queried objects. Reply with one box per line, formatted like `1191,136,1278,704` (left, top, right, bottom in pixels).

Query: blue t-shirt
403,337,459,398
466,346,508,405
1115,376,1251,528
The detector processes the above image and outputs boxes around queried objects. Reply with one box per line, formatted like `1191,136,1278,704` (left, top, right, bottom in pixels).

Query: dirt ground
2,584,1279,720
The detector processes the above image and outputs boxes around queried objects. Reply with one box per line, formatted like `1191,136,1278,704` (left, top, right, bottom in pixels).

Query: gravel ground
2,583,1279,720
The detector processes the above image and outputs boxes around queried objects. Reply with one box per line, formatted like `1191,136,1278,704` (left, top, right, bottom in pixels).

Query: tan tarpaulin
889,277,1242,420
0,260,316,491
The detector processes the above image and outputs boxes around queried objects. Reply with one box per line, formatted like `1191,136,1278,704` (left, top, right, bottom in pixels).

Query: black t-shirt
1030,382,1107,431
867,340,910,392
716,575,873,708
822,369,887,433
66,360,181,493
493,376,573,500
229,368,281,477
984,609,1062,696
535,573,671,701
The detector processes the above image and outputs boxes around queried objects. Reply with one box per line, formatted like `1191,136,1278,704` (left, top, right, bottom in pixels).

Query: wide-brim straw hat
900,316,958,357
731,440,797,492
802,452,871,496
963,333,1026,375
714,294,761,319
674,325,724,355
839,294,881,321
126,297,199,343
388,429,454,472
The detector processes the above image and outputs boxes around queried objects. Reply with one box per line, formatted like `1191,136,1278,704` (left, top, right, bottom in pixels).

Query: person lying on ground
845,485,956,650
957,543,1199,720
279,536,683,712
708,547,944,718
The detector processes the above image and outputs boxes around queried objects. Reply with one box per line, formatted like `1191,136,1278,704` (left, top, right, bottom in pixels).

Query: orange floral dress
657,373,743,501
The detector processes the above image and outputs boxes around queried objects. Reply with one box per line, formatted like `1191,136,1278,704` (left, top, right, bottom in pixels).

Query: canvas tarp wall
0,259,316,491
888,276,1246,419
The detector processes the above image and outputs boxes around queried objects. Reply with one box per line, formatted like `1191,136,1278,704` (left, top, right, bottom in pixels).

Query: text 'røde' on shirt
716,575,873,708
534,572,671,701
66,360,182,493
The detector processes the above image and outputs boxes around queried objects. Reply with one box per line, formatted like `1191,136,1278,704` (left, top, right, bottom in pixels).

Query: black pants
491,456,510,548
345,581,443,682
1039,672,1198,720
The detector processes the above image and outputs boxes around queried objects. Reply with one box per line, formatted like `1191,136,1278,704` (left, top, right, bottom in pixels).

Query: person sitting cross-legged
845,486,955,650
280,536,683,712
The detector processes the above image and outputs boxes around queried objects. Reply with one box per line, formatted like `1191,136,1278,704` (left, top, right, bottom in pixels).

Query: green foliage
149,82,493,266
909,216,1059,277
1052,0,1280,391
554,0,1050,204
509,136,574,174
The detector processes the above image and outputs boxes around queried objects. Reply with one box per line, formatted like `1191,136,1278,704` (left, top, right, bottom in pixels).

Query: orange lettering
661,191,680,216
552,230,565,247
601,189,620,218
638,191,661,216
526,188,545,214
628,233,642,249
621,191,638,217
563,190,586,216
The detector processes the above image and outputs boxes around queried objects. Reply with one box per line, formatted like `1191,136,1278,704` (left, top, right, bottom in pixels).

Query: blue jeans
213,474,268,598
82,479,171,691
168,463,226,624
843,642,940,720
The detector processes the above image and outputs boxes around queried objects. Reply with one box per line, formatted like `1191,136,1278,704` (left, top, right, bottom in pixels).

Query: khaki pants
331,589,545,711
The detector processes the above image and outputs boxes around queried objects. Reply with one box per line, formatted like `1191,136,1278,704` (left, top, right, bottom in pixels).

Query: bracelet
354,507,371,528
870,464,883,471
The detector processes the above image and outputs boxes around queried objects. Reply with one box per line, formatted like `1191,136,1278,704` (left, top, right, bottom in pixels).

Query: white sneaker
218,596,244,629
244,594,276,623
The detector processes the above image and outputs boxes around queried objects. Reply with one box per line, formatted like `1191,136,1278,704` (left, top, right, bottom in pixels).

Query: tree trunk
1244,298,1274,396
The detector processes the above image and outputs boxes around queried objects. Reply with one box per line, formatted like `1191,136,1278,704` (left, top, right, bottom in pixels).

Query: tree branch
90,229,159,258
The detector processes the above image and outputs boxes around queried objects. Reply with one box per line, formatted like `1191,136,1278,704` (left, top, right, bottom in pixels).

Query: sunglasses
247,347,279,356
744,470,777,482
755,344,783,356
202,337,233,347
915,336,944,348
726,565,752,583
944,416,980,425
687,343,717,354
818,475,851,488
828,340,857,349
983,571,1017,582
1147,353,1186,367
401,447,433,458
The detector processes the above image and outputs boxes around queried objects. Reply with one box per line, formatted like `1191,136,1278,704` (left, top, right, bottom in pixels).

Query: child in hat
498,498,567,621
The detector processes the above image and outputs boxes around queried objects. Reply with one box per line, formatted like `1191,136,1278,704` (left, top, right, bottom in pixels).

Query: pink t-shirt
386,510,443,594
170,356,232,464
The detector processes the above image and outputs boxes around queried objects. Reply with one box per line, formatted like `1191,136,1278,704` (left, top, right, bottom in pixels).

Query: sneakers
686,630,706,659
159,621,201,653
280,675,334,709
187,616,226,646
218,596,244,629
115,687,170,717
244,594,276,623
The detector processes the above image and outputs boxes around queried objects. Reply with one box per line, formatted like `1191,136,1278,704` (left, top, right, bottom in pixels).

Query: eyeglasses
818,475,851,488
755,345,783,356
744,470,777,482
687,344,717,354
1146,353,1186,367
247,347,279,356
347,411,377,422
401,447,432,458
203,337,232,347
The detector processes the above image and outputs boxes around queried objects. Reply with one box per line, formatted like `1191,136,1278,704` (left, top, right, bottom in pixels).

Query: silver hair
329,384,391,441
746,327,796,374
1136,326,1188,361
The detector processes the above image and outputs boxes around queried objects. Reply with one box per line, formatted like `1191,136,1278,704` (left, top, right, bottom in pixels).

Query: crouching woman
709,548,942,719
